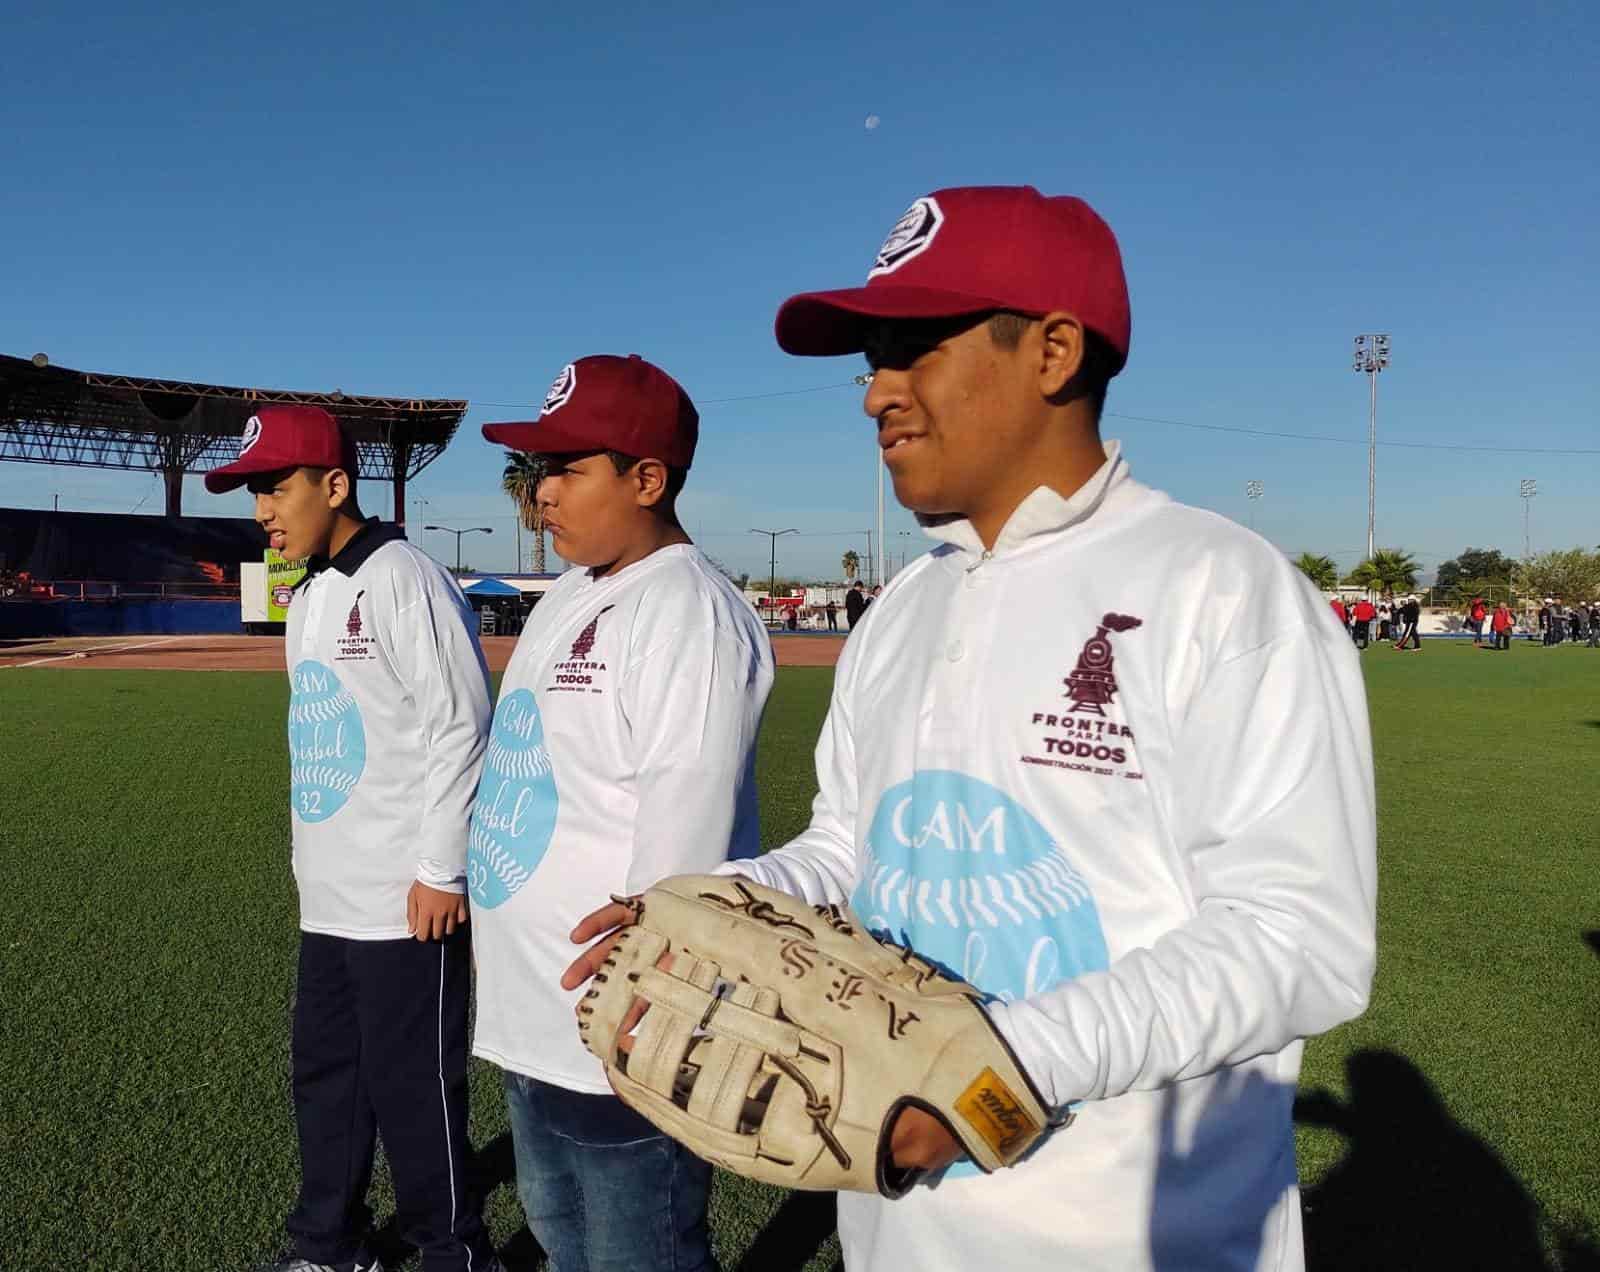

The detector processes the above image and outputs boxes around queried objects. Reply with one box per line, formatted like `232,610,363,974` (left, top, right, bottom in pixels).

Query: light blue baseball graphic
288,659,367,823
467,689,559,908
854,770,1108,1178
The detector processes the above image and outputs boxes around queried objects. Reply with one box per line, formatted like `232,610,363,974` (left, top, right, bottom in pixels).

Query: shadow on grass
1584,930,1600,959
362,1062,1600,1272
734,1189,841,1272
1298,1049,1599,1271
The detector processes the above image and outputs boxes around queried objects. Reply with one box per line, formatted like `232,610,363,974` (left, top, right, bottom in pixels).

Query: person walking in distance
1352,596,1376,650
844,578,868,629
1490,599,1514,651
469,354,774,1272
565,185,1376,1272
826,596,839,631
1395,595,1423,651
207,406,501,1272
1468,595,1487,647
1329,595,1347,629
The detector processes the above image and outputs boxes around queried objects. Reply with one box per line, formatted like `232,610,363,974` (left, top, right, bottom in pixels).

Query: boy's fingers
561,933,621,991
570,901,635,945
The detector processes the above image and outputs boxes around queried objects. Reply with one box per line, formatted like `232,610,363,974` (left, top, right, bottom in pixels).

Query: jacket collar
304,519,406,581
919,440,1129,558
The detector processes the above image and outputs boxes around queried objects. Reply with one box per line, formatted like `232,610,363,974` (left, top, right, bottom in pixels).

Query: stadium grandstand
0,352,466,635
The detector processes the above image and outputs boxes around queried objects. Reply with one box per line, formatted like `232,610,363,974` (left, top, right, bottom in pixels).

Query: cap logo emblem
542,364,577,416
239,415,263,456
868,196,944,279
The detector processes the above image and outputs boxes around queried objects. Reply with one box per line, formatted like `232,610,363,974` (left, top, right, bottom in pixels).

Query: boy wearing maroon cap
468,355,773,1271
208,407,500,1272
569,188,1376,1272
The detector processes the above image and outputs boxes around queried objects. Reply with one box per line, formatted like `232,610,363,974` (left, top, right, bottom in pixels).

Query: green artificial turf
0,647,1595,1269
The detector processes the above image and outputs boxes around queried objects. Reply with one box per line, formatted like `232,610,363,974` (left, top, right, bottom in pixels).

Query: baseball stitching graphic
467,688,559,908
288,659,367,823
853,768,1108,1178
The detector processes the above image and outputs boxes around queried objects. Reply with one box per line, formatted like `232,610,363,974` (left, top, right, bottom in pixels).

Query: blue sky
4,1,1596,581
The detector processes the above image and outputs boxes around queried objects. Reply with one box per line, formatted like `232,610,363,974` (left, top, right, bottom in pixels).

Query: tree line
1293,545,1600,603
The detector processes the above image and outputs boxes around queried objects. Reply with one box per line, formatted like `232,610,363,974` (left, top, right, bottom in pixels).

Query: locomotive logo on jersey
549,605,613,693
335,590,375,661
868,196,944,279
1064,612,1142,715
542,363,577,416
1021,612,1145,781
569,605,613,661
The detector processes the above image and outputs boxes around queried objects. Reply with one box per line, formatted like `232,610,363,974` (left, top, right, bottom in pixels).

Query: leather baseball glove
576,874,1063,1197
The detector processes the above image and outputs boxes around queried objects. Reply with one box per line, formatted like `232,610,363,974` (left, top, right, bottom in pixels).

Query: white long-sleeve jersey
727,444,1376,1272
469,544,775,1093
284,523,492,940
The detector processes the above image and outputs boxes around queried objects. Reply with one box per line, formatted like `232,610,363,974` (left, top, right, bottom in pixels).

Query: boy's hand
562,897,642,991
408,881,468,941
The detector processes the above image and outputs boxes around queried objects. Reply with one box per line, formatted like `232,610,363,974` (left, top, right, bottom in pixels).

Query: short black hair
985,311,1119,419
606,451,687,505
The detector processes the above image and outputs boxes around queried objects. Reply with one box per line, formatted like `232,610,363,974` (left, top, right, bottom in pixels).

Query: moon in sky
865,114,881,130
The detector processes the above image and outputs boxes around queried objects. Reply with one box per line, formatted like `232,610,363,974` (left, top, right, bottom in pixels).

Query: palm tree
1343,548,1419,596
842,550,861,582
502,451,549,573
1293,552,1340,592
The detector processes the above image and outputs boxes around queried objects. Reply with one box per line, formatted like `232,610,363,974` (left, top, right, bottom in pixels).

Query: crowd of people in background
1327,591,1600,653
1535,597,1600,647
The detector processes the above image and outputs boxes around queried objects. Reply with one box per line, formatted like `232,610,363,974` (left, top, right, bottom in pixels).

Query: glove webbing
626,961,851,1171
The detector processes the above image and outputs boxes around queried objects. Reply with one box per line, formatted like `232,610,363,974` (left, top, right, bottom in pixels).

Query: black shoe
253,1257,385,1272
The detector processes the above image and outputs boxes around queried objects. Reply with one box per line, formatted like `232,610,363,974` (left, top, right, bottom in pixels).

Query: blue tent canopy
461,577,522,596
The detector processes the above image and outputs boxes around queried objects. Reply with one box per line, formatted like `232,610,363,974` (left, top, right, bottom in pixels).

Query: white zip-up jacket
285,522,492,940
727,443,1376,1272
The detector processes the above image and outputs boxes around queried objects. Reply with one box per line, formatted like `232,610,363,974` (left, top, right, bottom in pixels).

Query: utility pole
1352,334,1390,561
854,373,884,592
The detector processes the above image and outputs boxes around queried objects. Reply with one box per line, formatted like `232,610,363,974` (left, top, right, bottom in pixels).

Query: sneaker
253,1258,386,1272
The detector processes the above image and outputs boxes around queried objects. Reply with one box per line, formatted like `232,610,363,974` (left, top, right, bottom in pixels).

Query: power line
1106,411,1600,457
471,376,1600,456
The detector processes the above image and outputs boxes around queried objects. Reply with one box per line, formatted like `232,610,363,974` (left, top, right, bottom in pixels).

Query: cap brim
481,419,606,456
203,456,294,494
774,285,1013,356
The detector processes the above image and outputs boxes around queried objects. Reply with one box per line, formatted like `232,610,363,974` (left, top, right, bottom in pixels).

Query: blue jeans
503,1072,715,1272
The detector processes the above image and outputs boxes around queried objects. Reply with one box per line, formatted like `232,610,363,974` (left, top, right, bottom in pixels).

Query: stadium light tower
1245,480,1263,530
1520,478,1537,560
1352,334,1390,561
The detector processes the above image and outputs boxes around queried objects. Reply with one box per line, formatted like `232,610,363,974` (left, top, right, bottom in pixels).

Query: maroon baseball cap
775,185,1131,371
204,405,359,494
481,354,698,468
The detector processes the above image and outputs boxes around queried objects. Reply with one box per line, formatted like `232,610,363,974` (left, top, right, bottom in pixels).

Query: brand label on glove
955,1068,1038,1162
